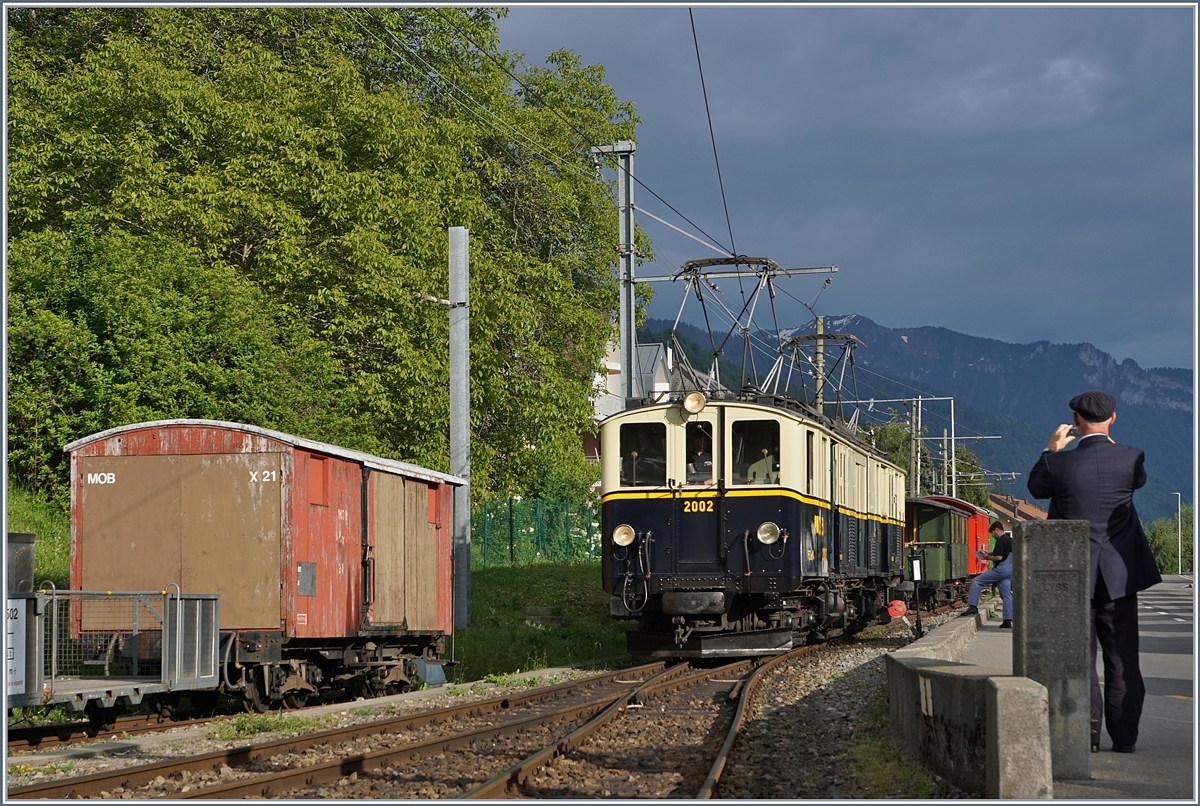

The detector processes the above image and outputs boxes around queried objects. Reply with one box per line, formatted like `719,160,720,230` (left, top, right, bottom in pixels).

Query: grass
447,563,631,682
843,667,966,798
6,483,71,590
8,761,74,777
207,712,337,742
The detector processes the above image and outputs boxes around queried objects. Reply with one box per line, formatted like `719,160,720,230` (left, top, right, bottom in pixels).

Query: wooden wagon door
370,474,439,630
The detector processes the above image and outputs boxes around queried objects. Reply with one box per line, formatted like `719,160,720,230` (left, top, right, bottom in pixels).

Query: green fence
471,498,599,568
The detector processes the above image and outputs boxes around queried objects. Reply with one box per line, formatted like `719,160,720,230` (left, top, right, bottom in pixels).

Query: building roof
63,419,464,486
988,493,1048,523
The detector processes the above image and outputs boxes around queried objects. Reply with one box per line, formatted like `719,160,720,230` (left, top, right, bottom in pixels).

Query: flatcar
65,420,460,714
599,390,906,657
902,495,994,608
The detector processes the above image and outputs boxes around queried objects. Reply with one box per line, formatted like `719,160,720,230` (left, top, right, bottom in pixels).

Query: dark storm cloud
497,5,1194,369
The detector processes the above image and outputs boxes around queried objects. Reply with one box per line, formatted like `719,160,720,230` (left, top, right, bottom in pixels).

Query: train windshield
732,420,780,484
684,421,715,485
619,423,666,487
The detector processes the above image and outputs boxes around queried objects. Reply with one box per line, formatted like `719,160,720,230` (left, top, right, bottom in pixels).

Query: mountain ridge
641,314,1192,523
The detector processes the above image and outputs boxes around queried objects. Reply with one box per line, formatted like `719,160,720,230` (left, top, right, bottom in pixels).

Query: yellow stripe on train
600,488,904,528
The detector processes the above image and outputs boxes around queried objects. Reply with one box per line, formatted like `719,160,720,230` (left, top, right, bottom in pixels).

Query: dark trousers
1090,575,1145,746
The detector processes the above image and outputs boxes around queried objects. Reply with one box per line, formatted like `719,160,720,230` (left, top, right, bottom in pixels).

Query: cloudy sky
497,5,1195,370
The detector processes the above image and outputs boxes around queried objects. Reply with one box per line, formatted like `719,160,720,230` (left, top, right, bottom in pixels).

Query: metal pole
449,227,471,628
814,316,824,410
1174,492,1182,575
909,403,917,498
942,429,949,495
950,397,957,499
592,141,637,404
915,397,922,495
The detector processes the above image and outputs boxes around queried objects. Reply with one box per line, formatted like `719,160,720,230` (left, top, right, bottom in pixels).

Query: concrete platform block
987,677,1054,798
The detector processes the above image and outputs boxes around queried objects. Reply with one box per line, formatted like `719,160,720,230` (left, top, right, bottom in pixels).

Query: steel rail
462,658,757,799
8,663,663,800
175,687,640,798
8,712,220,752
695,644,817,798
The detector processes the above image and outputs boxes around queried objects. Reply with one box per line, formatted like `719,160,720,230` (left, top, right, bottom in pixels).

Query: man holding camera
1027,390,1161,754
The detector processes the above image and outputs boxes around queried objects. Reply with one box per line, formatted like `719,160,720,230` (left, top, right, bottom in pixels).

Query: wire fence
471,498,600,568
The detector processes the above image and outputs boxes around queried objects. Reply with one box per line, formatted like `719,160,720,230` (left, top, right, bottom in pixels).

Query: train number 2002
683,499,715,513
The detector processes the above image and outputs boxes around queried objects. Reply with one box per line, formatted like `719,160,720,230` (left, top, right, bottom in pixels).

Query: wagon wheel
151,694,181,720
85,700,122,734
241,679,272,713
184,691,222,717
282,691,310,709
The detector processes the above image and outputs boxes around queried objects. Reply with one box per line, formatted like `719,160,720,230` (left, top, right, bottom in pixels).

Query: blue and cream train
599,390,906,657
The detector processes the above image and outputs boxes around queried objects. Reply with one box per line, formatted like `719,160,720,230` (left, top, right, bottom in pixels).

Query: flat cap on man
1069,390,1116,422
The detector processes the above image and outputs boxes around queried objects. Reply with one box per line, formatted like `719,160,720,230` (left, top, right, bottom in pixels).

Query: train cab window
732,420,780,485
684,421,715,485
806,430,814,495
619,423,666,487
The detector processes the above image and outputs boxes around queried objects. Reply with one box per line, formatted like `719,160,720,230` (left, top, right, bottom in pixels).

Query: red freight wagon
66,420,463,710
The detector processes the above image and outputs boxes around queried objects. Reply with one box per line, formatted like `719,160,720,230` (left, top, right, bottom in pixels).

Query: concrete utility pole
814,316,825,410
909,407,918,498
449,227,471,628
591,141,637,403
950,397,957,498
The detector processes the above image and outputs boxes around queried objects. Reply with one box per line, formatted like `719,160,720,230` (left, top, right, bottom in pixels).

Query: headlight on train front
613,524,636,547
756,521,781,545
682,391,707,414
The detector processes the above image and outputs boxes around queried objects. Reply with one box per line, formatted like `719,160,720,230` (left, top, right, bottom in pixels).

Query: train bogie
66,420,461,710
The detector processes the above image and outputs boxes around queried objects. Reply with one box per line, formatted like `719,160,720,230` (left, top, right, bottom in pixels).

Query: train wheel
85,700,123,734
184,691,222,717
241,681,271,713
282,692,310,709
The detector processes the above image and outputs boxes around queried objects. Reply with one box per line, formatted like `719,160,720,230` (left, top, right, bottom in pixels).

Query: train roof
605,395,901,468
63,419,465,486
921,494,994,517
906,496,974,515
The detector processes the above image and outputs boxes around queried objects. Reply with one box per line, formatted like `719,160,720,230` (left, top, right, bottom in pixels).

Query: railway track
9,606,965,799
7,664,664,799
8,712,220,753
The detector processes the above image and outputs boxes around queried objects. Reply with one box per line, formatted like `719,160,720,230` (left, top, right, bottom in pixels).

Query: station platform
961,575,1195,800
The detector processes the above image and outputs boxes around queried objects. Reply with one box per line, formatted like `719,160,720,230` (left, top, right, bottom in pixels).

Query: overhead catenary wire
429,6,733,257
689,8,737,260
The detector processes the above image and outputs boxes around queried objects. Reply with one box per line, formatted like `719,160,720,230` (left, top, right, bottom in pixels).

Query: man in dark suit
1027,390,1162,754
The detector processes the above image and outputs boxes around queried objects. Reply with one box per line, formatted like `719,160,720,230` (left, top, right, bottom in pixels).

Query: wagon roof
63,419,465,486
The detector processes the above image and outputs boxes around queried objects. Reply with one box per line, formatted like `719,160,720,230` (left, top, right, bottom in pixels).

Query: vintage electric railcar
902,495,994,608
66,420,460,712
599,391,906,657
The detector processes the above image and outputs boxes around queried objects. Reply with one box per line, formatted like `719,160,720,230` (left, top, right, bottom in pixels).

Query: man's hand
1046,424,1076,452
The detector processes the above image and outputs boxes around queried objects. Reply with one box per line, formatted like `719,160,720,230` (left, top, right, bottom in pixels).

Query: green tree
6,226,353,509
1145,504,1194,575
8,8,641,506
868,414,991,506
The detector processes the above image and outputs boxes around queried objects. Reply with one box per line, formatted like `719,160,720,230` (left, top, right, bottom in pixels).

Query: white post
450,227,471,628
950,397,957,499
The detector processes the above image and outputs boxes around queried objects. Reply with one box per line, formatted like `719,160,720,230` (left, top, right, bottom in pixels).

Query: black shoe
1091,743,1100,753
962,605,979,616
1115,744,1136,753
999,620,1012,629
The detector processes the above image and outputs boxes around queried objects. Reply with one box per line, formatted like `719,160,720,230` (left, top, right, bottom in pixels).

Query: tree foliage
8,8,641,506
1145,504,1193,575
869,414,992,507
